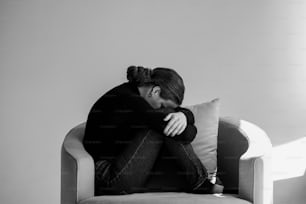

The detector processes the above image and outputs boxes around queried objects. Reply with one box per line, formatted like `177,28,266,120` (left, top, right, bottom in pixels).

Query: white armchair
61,117,273,204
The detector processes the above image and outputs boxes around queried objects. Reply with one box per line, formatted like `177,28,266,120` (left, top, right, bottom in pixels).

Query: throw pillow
185,98,220,183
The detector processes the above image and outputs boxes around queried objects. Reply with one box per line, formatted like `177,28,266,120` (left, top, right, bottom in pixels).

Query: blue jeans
95,128,208,195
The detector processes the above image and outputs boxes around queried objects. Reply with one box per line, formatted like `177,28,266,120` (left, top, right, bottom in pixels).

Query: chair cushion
79,193,251,204
186,98,220,181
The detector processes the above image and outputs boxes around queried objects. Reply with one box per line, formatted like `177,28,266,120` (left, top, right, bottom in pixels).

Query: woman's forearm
172,124,197,144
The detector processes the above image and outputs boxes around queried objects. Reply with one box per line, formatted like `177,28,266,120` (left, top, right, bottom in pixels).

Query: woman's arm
123,94,198,143
172,124,197,144
99,90,197,143
122,94,173,132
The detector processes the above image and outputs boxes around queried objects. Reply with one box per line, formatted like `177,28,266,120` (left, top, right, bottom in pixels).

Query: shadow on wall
272,137,306,181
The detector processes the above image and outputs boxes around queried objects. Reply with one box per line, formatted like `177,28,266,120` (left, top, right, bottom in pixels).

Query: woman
83,66,214,195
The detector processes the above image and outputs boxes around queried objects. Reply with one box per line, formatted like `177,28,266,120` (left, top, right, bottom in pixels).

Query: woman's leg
95,128,164,195
163,137,211,193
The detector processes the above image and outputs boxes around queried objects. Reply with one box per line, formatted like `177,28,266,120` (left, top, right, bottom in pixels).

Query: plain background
0,0,305,204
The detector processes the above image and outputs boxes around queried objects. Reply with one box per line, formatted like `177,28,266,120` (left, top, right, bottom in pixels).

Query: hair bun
127,66,153,85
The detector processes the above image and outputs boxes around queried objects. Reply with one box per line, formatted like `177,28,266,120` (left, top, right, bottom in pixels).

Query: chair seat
79,193,252,204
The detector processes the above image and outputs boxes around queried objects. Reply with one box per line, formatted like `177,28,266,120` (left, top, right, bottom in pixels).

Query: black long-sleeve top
83,82,197,162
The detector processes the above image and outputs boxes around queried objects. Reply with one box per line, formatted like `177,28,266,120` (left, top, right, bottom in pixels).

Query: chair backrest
61,122,90,204
217,117,249,193
64,122,86,144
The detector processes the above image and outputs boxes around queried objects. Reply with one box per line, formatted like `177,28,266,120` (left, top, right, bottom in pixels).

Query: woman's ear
151,86,161,96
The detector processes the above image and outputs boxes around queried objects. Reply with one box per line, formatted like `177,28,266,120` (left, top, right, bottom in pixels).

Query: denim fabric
95,128,208,195
163,137,208,190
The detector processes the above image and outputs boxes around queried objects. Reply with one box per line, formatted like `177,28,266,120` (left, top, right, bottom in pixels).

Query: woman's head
127,66,185,109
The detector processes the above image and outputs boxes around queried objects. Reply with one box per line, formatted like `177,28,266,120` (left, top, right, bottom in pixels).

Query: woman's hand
163,112,187,137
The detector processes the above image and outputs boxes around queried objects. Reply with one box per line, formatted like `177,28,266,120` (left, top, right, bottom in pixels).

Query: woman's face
145,86,178,109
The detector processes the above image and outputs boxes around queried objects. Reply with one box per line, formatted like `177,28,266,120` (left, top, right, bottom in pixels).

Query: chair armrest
61,122,95,204
238,120,273,204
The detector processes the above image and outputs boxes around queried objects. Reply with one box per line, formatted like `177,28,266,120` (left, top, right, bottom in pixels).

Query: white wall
0,1,305,204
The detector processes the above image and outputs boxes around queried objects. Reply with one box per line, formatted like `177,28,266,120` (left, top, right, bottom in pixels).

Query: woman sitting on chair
83,66,216,195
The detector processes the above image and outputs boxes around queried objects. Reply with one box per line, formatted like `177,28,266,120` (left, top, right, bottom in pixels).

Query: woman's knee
133,128,164,142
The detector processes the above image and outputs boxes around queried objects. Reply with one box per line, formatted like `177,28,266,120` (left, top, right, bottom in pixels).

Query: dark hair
127,65,185,105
